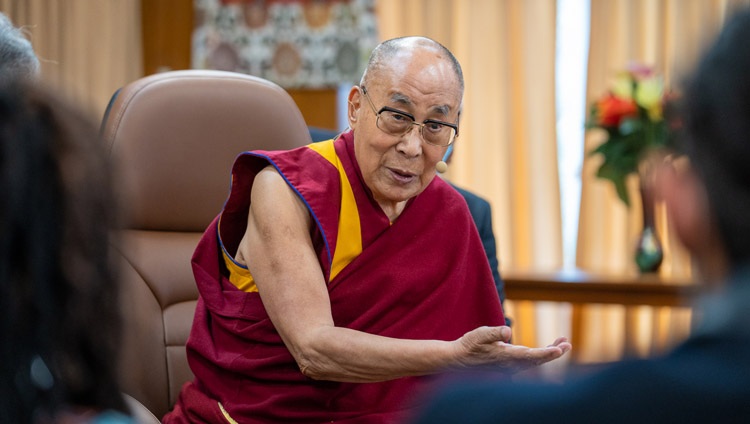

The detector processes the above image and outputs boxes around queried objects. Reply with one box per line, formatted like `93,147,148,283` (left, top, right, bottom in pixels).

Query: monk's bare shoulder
235,165,312,265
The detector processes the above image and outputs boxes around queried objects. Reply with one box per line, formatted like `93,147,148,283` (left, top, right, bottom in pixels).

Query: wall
141,0,339,130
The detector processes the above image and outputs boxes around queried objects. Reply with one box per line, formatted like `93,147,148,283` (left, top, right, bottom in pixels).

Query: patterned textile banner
193,0,378,88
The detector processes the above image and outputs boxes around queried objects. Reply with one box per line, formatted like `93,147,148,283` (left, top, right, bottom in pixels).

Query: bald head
360,36,464,94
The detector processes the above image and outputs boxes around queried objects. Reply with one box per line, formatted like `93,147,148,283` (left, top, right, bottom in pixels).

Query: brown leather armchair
100,70,312,420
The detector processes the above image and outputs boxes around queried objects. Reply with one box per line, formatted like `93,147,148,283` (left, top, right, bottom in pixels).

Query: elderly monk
164,36,571,424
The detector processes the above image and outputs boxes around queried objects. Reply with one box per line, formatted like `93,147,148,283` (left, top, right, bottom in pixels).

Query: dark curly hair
0,82,126,422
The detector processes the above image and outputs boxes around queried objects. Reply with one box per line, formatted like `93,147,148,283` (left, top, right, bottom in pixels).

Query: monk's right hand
452,326,572,372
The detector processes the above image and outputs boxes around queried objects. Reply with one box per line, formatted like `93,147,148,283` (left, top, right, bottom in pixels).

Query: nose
395,124,423,158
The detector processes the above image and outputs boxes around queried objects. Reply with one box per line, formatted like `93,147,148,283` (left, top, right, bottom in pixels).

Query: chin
378,186,419,203
398,186,426,201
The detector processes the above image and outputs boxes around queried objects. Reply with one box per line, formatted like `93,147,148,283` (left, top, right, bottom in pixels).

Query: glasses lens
375,109,457,146
422,122,456,146
377,110,413,135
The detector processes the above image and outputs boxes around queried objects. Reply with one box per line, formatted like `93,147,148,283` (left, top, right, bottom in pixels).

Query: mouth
386,167,418,184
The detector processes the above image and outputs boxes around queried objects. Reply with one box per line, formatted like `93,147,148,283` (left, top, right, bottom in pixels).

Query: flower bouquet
587,64,670,206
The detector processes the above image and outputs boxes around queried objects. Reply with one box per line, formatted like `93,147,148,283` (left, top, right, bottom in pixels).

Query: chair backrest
101,70,312,419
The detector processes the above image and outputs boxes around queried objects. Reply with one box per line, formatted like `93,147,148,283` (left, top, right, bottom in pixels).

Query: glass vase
634,166,663,273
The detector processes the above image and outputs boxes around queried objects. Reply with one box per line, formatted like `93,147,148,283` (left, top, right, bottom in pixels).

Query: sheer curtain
578,0,748,277
376,0,563,351
575,0,750,362
0,0,142,120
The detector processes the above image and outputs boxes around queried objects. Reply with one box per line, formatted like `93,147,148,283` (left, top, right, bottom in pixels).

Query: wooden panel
287,88,338,130
141,0,193,75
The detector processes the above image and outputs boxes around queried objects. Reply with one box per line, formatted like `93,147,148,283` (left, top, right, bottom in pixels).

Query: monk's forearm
285,325,571,382
291,326,465,382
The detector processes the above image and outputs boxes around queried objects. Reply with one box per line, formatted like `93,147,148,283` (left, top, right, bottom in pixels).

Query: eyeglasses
361,86,458,147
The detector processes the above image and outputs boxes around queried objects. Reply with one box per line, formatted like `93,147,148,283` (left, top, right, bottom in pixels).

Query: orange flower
586,64,674,206
595,93,638,127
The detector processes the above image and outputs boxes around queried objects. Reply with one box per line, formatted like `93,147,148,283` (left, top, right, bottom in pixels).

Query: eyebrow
389,92,452,117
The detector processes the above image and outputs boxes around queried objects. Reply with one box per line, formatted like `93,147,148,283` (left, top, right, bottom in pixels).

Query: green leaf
595,161,631,207
614,178,631,207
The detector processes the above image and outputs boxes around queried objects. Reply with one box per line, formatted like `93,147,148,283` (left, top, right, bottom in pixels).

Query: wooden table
502,268,701,361
504,268,700,307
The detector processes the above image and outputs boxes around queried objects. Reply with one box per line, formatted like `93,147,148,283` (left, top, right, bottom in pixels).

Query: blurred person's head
0,12,40,83
659,8,750,284
0,82,126,422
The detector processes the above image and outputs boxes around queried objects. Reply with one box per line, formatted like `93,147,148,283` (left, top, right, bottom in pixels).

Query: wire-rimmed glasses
361,86,458,147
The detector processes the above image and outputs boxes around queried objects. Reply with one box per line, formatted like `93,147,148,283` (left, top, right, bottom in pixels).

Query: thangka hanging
193,0,378,88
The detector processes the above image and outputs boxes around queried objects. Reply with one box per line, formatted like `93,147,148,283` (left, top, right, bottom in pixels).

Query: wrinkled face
348,47,462,214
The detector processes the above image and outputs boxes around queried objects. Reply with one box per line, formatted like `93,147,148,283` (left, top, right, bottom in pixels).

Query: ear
347,86,362,129
656,161,703,250
656,159,729,283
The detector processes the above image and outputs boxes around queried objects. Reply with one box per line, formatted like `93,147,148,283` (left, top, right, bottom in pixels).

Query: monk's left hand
452,326,572,371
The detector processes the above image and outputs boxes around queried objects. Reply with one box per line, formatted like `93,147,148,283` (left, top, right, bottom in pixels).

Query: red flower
596,93,638,127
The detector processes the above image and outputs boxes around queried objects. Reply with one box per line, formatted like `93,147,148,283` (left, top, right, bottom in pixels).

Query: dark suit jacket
451,184,505,303
412,271,750,424
308,126,340,142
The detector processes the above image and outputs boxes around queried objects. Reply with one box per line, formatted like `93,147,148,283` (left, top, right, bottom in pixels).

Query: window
555,0,590,269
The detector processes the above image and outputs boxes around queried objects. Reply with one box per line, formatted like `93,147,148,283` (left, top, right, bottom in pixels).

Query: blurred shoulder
449,182,491,211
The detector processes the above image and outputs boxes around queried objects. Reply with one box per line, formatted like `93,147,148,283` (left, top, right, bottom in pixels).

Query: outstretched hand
453,326,572,372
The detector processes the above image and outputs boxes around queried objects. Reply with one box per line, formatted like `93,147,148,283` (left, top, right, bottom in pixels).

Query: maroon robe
164,131,505,423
